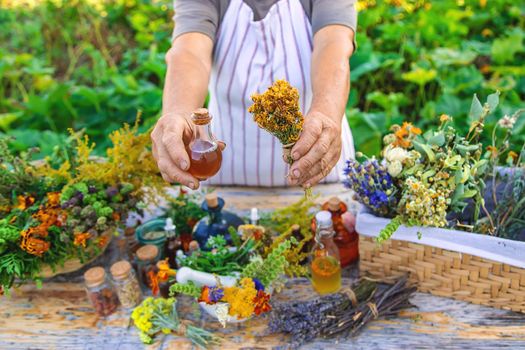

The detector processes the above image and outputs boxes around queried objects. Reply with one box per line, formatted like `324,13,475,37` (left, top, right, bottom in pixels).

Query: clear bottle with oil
310,211,341,295
187,108,222,180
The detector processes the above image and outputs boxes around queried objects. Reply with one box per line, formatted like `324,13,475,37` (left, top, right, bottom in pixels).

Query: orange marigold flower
253,290,272,316
96,235,109,248
439,114,451,123
19,227,50,257
392,122,421,148
486,145,498,158
112,212,121,222
508,151,518,163
73,232,91,248
46,192,61,207
16,195,35,210
148,270,160,296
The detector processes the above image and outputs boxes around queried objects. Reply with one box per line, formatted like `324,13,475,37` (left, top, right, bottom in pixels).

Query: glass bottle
163,218,181,268
310,211,341,295
84,266,119,317
136,244,159,293
193,192,245,249
156,260,176,298
323,197,359,268
110,260,142,308
187,108,222,180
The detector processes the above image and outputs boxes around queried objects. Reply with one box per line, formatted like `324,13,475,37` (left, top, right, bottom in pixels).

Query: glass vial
110,260,142,308
164,218,181,268
323,197,359,268
310,211,341,295
136,244,159,293
84,267,119,317
187,108,222,180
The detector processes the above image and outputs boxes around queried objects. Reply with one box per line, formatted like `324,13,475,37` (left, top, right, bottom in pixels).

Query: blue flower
252,278,265,291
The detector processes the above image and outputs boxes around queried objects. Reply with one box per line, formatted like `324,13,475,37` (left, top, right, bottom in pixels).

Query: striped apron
207,0,355,187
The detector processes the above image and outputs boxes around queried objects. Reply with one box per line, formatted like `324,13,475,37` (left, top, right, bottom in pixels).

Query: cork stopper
191,108,212,125
136,244,159,261
84,267,106,288
110,260,132,280
328,197,342,212
205,192,219,208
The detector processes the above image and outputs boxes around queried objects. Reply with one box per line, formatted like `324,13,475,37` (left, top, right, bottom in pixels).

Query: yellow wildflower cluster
248,80,304,146
399,177,451,228
222,278,257,319
131,297,176,344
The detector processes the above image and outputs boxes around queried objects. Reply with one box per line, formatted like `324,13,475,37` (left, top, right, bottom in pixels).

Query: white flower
498,114,516,129
384,145,409,163
387,160,403,177
215,303,229,328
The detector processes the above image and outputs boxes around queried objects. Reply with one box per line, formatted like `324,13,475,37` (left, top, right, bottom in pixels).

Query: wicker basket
38,228,115,279
357,212,525,313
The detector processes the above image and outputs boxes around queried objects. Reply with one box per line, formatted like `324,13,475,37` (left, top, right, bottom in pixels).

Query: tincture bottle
156,260,176,298
323,197,359,267
193,192,244,249
310,211,341,295
187,108,222,180
164,218,181,268
84,266,119,317
250,207,259,225
136,244,159,293
110,260,142,309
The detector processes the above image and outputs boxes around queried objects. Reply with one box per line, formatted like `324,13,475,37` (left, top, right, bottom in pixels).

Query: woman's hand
287,110,342,187
151,113,200,189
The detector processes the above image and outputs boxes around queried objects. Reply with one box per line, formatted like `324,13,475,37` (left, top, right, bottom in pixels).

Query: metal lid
327,197,342,211
110,260,132,280
315,211,333,228
205,192,219,208
136,244,159,261
84,266,106,288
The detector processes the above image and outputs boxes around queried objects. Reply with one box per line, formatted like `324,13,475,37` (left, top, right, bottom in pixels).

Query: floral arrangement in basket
171,237,296,326
0,119,166,294
344,92,524,242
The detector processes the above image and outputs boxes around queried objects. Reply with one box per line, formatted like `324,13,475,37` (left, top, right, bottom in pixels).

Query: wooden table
2,185,525,350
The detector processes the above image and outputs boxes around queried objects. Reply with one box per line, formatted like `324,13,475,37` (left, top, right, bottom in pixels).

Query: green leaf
486,91,500,112
0,112,21,131
401,67,437,86
491,29,525,65
428,133,445,147
468,94,483,123
412,140,436,162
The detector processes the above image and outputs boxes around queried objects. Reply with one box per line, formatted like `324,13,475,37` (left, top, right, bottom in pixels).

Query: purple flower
208,286,224,303
253,278,265,291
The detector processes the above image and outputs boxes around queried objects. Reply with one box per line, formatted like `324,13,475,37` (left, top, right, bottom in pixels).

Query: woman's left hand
287,110,342,187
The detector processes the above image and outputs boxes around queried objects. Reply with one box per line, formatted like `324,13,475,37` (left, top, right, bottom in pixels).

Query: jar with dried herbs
136,244,159,293
84,266,120,317
110,260,142,308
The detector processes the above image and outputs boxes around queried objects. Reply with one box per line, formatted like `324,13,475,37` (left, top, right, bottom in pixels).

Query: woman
151,0,357,188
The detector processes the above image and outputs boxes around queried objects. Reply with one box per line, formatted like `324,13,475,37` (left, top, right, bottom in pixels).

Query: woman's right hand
151,113,200,189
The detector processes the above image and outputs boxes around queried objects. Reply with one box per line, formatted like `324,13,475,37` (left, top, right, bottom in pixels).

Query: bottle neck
194,123,215,144
315,225,335,243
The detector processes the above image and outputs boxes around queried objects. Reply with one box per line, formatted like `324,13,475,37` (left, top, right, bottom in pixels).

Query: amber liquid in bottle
187,108,222,180
310,211,342,295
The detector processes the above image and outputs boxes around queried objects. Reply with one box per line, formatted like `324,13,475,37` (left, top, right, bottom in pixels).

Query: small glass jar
84,266,119,317
110,260,142,308
136,244,159,293
310,211,342,295
156,260,174,298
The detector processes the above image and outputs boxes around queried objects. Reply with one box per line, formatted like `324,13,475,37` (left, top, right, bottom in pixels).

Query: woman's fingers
291,145,340,186
290,117,323,162
290,129,337,181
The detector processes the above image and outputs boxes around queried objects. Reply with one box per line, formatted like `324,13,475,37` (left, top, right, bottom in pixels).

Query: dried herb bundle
268,279,376,345
268,276,415,346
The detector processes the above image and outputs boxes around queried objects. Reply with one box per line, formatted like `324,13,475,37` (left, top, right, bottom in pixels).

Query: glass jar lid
136,244,159,261
110,260,132,280
84,266,106,288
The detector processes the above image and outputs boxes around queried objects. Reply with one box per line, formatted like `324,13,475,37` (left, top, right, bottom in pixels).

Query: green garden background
1,0,524,158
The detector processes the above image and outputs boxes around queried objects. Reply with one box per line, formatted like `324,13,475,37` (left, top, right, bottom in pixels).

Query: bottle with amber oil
187,108,222,180
310,211,341,295
323,197,359,268
163,218,181,268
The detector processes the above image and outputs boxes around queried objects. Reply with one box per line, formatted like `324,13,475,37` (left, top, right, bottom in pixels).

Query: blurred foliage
0,0,524,158
349,0,525,156
0,0,173,155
